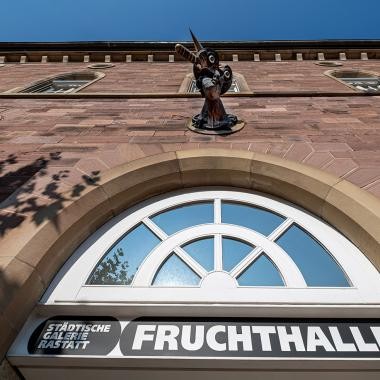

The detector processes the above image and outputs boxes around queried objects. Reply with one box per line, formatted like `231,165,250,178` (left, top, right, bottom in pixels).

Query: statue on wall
175,30,241,133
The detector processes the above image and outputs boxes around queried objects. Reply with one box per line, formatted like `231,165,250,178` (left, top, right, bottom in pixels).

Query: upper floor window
18,71,104,94
42,189,380,307
326,69,380,93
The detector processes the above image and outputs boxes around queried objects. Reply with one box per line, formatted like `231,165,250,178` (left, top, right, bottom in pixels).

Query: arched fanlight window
18,71,104,93
43,189,380,306
326,69,380,93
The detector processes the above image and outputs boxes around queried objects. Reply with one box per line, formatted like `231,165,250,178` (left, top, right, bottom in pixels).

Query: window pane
152,253,201,286
222,202,285,236
237,254,284,286
87,223,160,285
151,202,213,235
222,237,254,272
276,225,350,287
182,237,214,272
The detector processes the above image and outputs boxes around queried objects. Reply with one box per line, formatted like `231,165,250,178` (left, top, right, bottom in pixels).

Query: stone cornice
0,40,379,62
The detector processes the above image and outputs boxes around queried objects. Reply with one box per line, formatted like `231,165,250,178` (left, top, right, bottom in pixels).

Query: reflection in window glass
222,237,254,272
222,202,285,236
237,254,284,286
182,238,214,272
152,253,201,286
87,223,160,285
276,225,350,287
151,202,213,235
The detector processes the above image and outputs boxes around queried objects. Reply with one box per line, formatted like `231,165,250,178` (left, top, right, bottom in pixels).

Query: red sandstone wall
1,59,380,236
0,95,379,203
1,60,380,93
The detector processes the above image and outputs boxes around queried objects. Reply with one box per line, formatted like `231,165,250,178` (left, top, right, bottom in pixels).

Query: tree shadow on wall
0,152,101,237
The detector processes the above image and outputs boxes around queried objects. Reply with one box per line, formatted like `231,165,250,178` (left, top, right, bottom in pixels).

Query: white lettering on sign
227,326,252,351
44,322,111,333
206,325,227,352
155,325,180,350
181,325,204,351
329,327,356,352
37,339,90,350
132,325,157,350
32,318,380,358
350,327,378,352
370,327,380,347
306,327,335,352
251,326,276,351
126,323,380,354
277,326,305,352
36,322,112,351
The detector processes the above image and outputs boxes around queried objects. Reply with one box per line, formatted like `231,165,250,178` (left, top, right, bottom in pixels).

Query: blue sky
1,0,379,42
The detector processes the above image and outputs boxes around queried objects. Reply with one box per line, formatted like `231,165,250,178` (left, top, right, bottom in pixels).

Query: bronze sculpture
176,30,238,131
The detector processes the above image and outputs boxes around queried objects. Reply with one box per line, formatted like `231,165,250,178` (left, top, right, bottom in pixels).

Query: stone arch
1,148,380,358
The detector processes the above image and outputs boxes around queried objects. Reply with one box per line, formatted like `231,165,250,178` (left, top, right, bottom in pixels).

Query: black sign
28,316,121,355
29,317,380,358
120,317,380,358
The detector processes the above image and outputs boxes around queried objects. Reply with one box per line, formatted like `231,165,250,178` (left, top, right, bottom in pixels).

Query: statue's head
197,48,220,70
175,30,221,70
189,29,219,70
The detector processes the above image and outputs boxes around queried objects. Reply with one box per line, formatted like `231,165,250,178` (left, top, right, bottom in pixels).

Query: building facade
1,40,380,379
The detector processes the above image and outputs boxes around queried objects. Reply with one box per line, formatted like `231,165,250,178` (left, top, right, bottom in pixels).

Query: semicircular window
86,192,353,289
19,71,103,93
327,70,380,93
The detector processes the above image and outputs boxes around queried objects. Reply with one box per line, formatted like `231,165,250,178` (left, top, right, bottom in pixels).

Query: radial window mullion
152,253,201,287
182,238,214,272
228,217,294,278
142,217,168,240
268,218,294,241
214,234,223,271
237,254,285,287
229,218,300,284
214,198,221,224
222,237,255,273
144,217,209,278
230,246,264,278
173,247,207,278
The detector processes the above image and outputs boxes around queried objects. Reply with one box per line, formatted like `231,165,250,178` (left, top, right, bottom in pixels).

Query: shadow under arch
1,148,380,359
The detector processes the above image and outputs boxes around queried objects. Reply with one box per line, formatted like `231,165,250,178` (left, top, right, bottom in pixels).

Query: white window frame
42,188,380,309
